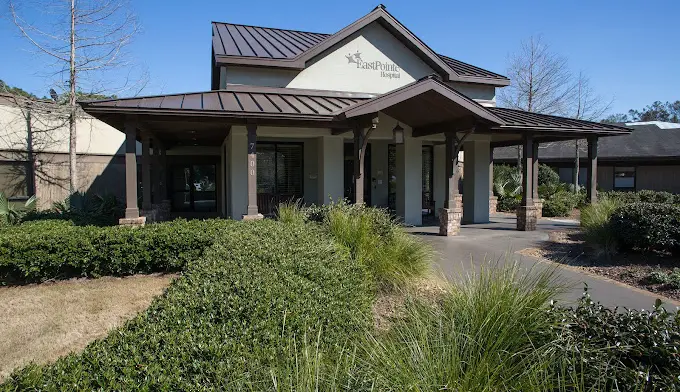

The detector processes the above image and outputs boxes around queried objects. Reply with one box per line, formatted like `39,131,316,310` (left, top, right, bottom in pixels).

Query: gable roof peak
212,5,510,86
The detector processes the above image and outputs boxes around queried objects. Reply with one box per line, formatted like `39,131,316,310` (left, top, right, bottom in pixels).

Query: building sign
345,51,401,79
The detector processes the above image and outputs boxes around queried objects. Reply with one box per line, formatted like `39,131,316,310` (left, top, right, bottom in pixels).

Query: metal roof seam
259,27,298,57
212,24,228,56
278,95,302,114
307,96,335,112
263,93,282,113
247,92,264,112
242,25,274,58
268,29,304,54
291,95,319,114
235,25,266,58
250,26,286,58
216,92,224,111
223,24,243,56
232,93,245,111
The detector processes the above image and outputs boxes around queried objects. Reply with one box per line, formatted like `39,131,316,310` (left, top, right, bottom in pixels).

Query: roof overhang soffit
214,7,458,81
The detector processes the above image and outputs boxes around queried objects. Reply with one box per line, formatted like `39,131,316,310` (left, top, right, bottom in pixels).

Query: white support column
317,135,343,205
227,126,248,219
433,144,446,217
396,131,422,226
462,138,491,224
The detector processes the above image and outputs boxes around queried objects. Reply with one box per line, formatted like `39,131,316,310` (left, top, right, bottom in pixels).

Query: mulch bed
519,229,680,302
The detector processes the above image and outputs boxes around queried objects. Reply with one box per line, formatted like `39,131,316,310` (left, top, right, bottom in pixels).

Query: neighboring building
0,93,141,209
494,122,680,193
5,5,630,233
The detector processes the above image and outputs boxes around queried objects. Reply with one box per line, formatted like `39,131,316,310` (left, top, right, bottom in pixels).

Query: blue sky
1,0,678,116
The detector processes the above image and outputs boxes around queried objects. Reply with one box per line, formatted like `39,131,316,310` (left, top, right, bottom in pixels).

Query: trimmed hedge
601,190,680,205
550,294,680,390
610,203,680,254
1,219,373,390
0,219,234,284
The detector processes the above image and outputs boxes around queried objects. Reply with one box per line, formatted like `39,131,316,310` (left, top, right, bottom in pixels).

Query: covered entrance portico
81,76,630,233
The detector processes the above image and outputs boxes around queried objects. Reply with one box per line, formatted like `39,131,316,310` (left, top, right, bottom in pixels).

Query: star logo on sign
346,51,362,64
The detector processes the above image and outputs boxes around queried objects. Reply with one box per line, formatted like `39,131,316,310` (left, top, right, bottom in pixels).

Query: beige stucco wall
0,97,132,155
287,22,435,94
0,96,139,209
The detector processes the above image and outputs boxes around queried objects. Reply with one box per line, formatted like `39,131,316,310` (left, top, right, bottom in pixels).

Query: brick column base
439,195,463,236
242,213,264,221
516,205,539,231
119,216,146,227
533,199,544,219
438,207,462,236
489,195,498,215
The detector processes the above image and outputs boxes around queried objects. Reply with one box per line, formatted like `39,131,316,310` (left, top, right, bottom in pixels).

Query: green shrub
0,219,233,284
2,220,373,390
542,190,579,217
549,293,680,390
23,191,124,226
0,192,36,225
493,165,522,212
580,198,621,256
360,261,569,391
610,203,680,254
600,190,679,206
647,269,680,289
538,164,560,186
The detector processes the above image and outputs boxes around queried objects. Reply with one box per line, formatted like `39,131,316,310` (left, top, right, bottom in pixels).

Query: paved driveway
409,215,679,311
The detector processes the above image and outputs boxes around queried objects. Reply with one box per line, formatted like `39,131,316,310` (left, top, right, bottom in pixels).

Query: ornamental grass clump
359,260,570,391
580,198,621,257
321,201,431,289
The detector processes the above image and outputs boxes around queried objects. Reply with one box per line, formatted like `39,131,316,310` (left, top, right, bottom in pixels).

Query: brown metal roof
488,107,631,134
81,85,374,121
212,6,510,86
212,23,329,59
80,81,629,139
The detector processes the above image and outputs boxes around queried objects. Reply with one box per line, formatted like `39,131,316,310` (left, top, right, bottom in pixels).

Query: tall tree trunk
573,140,580,192
68,0,77,195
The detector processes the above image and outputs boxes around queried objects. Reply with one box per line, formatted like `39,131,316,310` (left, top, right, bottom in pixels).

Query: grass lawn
0,273,174,381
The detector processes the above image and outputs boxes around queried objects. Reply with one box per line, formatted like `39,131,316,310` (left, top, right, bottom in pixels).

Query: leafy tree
602,100,680,124
0,80,38,99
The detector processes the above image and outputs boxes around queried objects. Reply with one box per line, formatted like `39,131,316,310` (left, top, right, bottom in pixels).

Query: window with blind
0,161,32,199
257,143,303,214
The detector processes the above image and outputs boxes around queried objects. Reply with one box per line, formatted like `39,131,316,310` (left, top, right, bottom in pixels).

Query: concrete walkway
409,215,679,311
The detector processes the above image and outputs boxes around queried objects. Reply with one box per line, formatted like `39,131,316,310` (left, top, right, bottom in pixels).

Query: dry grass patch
0,273,174,381
372,274,449,331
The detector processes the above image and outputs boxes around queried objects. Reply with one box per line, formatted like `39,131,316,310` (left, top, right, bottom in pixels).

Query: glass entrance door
170,164,217,212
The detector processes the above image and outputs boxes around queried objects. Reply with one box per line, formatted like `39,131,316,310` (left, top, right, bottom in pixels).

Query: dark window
614,167,635,190
257,143,303,215
0,161,31,200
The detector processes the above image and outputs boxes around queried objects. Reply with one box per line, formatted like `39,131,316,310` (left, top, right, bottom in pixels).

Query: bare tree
568,71,612,191
8,0,141,194
498,36,576,169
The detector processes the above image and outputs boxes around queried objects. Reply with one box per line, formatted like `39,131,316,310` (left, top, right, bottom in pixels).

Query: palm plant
0,191,36,225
